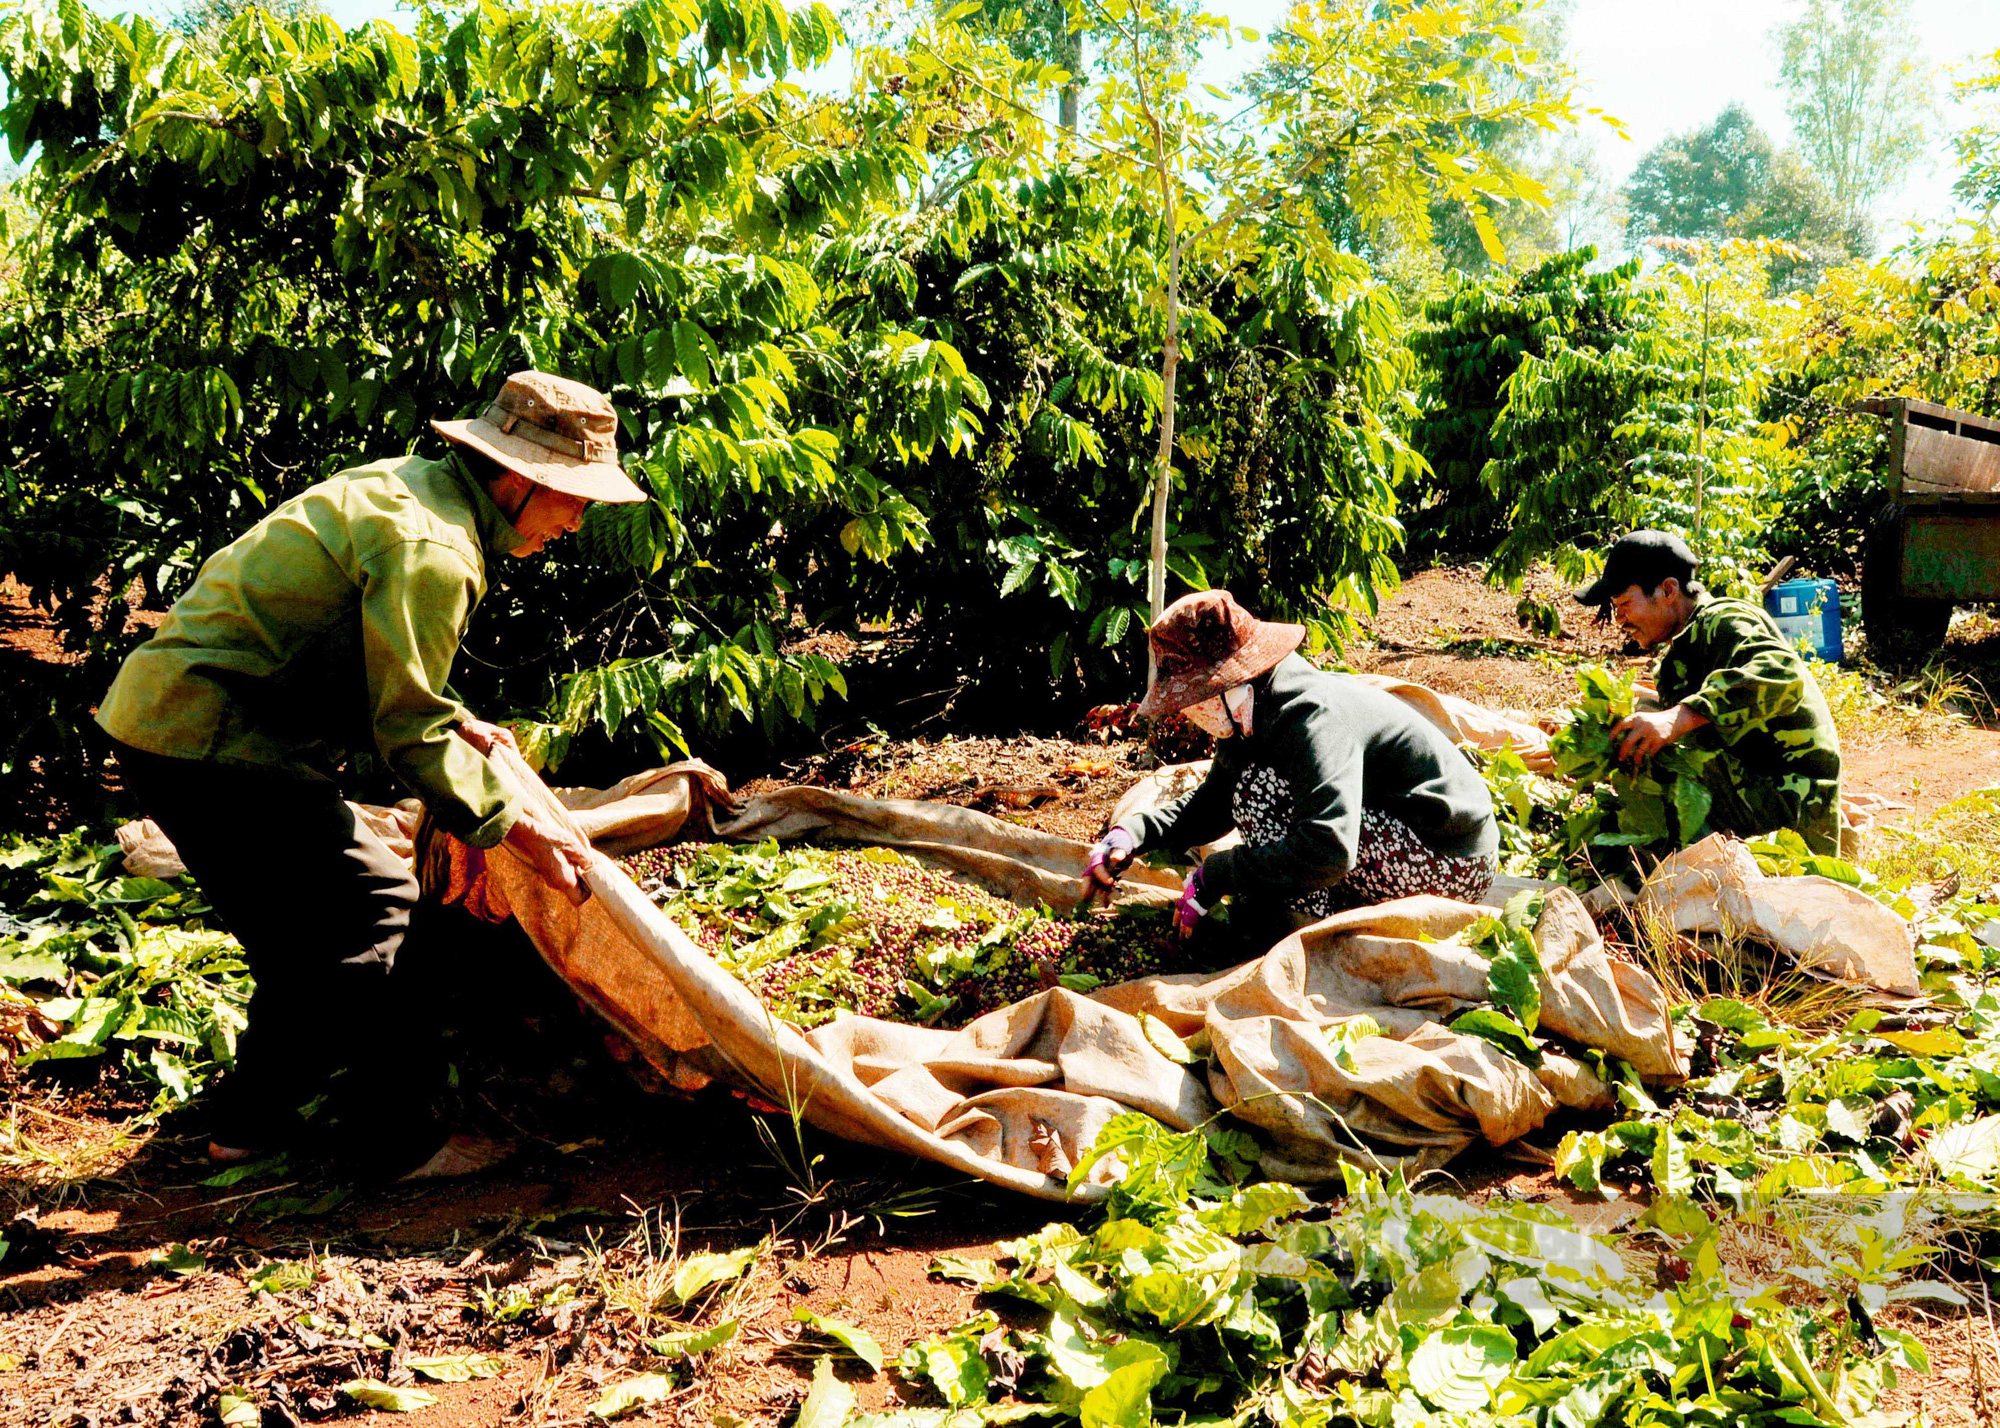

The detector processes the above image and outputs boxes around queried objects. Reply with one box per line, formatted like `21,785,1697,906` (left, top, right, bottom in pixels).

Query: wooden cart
1860,396,2000,657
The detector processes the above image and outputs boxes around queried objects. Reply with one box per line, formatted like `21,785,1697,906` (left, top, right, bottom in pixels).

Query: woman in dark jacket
1084,590,1498,943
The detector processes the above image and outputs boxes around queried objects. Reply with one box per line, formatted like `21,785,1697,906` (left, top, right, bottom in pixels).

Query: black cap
1574,530,1698,606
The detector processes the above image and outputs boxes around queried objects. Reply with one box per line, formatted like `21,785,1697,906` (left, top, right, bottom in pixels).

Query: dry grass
1812,659,1978,751
1871,787,2000,891
498,1202,837,1428
0,1100,150,1212
1626,891,1869,1031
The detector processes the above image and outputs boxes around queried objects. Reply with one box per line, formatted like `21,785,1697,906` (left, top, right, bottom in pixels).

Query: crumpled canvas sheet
403,743,1685,1201
111,689,1679,1204
1349,671,1558,772
1636,835,1920,996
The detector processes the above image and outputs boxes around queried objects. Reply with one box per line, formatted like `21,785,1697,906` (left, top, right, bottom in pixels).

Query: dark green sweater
1116,656,1497,903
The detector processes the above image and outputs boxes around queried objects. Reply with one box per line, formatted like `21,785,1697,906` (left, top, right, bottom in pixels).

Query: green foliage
1954,47,2000,214
0,0,977,787
1406,247,1640,555
1550,666,1716,872
1873,786,2000,889
165,0,320,38
1467,889,1546,1034
1767,232,2000,575
1483,241,1789,597
1774,0,1934,226
809,173,1418,692
1471,743,1567,878
0,828,247,1110
897,1123,1923,1428
1560,889,2000,1202
625,839,1180,1028
896,0,1588,621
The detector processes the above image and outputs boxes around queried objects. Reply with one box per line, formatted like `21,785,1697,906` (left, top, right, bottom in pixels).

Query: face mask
1184,685,1253,738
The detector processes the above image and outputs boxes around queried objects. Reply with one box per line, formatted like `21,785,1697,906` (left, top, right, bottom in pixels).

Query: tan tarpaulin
1636,835,1920,996
1351,671,1558,772
391,742,1682,1201
113,680,1693,1203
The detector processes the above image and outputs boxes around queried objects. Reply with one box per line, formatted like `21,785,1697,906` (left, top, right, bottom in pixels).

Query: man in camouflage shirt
1576,531,1843,854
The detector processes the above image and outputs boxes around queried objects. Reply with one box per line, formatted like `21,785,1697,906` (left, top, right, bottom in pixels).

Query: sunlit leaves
0,0,992,772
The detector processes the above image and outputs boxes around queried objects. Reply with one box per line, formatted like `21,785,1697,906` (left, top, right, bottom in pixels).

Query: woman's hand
503,805,597,905
457,717,519,756
1173,865,1208,939
1082,827,1138,904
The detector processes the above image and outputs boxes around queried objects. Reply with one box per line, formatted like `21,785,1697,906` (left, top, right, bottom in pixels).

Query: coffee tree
0,0,984,786
802,169,1416,704
894,0,1586,631
1411,240,1792,603
1407,247,1642,557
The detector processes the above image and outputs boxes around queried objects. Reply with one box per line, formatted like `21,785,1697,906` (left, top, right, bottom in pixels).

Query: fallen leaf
927,1254,1002,1288
245,1260,319,1295
651,1320,738,1360
592,1372,676,1420
667,1247,759,1306
339,1380,439,1412
794,1307,884,1371
797,1359,854,1428
150,1243,207,1277
408,1353,507,1383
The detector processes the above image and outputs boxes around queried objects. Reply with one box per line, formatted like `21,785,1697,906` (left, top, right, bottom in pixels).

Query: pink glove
1174,865,1208,938
1082,827,1138,897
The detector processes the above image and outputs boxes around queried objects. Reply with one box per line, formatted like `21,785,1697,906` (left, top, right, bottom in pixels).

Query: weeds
0,827,247,1111
1626,892,1865,1031
0,1098,147,1214
1873,786,2000,888
1811,657,1977,748
624,840,1184,1030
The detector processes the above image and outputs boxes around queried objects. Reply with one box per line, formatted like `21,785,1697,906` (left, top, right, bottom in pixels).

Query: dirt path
2,1099,1058,1427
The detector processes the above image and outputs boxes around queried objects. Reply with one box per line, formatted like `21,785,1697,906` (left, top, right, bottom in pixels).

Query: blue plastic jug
1764,577,1843,663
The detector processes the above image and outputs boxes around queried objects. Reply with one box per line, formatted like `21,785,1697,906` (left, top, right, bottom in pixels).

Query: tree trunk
1693,280,1711,547
1149,217,1181,620
1059,29,1083,130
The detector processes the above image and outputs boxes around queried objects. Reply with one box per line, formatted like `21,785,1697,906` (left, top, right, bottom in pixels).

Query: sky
1564,0,2000,243
147,0,2000,245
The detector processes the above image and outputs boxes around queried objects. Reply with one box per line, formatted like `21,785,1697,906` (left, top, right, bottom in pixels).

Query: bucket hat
432,371,648,505
1574,529,1698,606
1136,590,1305,720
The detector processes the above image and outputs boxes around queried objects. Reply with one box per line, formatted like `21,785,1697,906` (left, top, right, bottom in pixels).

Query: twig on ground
36,1302,84,1361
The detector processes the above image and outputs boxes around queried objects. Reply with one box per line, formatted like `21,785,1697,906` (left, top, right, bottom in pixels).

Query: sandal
398,1132,517,1181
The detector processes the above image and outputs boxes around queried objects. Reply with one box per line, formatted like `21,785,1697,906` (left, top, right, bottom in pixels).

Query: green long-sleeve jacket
1656,590,1843,854
97,453,523,846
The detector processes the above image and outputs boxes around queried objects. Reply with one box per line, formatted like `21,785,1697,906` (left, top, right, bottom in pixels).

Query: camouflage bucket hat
1136,590,1305,721
432,370,648,505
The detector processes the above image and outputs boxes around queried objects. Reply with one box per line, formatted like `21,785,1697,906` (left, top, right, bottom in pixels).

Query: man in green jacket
98,371,647,1175
1576,530,1843,855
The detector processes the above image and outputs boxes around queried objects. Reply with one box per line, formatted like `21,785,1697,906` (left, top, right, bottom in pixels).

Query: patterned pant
1232,763,1497,921
1320,808,1497,914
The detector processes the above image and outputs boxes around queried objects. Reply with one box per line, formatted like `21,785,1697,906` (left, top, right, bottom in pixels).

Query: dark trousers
116,743,443,1155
